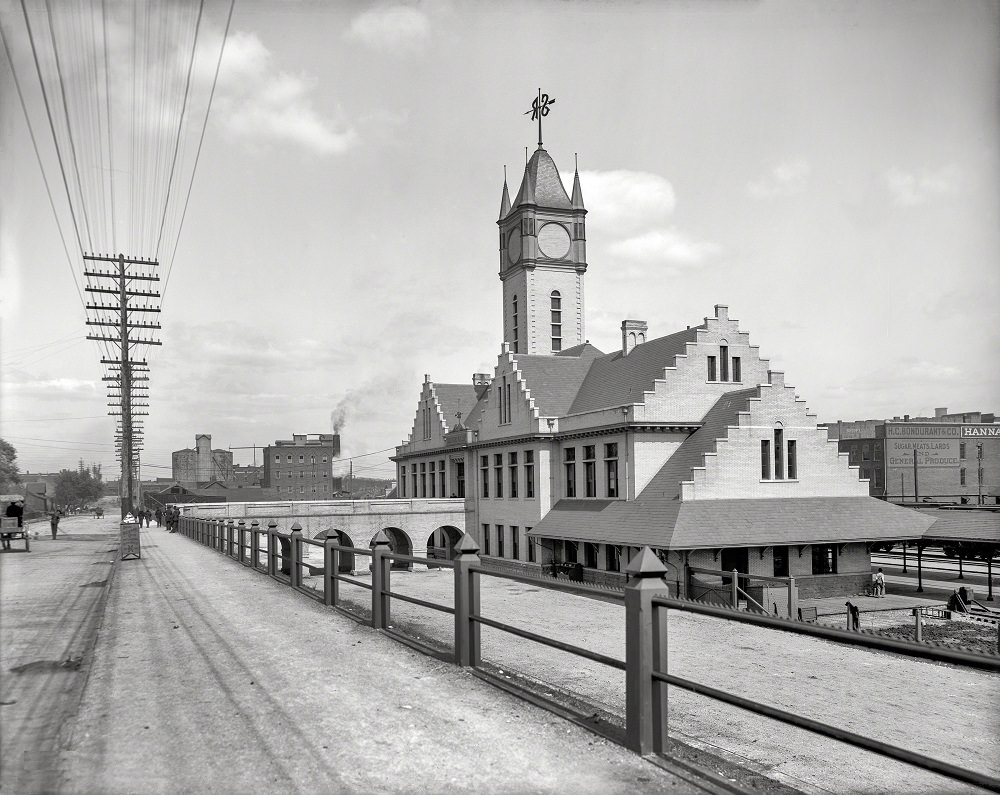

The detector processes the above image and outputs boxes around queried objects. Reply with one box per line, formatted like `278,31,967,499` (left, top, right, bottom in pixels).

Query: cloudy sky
1,0,997,482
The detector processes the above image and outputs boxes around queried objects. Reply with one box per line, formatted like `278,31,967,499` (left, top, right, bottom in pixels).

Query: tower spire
499,166,511,219
571,153,584,209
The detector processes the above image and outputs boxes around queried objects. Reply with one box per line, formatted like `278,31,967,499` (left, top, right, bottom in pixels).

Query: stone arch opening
427,525,463,562
372,526,413,570
315,528,356,572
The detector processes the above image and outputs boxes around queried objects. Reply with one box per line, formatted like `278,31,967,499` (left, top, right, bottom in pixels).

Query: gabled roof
511,148,572,210
569,327,700,414
913,508,1000,543
433,384,480,430
512,347,601,416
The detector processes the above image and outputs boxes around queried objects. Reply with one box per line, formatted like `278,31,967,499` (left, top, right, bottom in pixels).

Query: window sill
759,479,799,483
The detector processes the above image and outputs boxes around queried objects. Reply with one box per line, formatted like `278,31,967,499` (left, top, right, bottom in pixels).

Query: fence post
290,523,303,588
215,519,222,550
913,608,923,643
324,536,339,608
625,546,670,756
237,520,246,564
731,569,739,608
227,520,236,557
267,520,278,576
250,520,260,569
453,533,482,667
787,576,797,619
371,530,392,630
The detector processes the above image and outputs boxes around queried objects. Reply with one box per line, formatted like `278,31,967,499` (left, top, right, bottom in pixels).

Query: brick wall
684,379,869,501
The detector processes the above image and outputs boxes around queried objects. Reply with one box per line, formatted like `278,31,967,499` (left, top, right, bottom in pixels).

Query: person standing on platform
155,507,163,527
50,511,60,540
874,568,886,598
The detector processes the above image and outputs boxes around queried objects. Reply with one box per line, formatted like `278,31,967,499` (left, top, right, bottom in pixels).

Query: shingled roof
511,148,572,210
512,345,602,416
569,327,702,414
528,496,935,549
433,384,480,430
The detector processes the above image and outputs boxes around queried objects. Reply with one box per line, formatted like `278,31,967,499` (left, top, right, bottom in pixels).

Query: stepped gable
511,343,603,417
569,327,702,414
529,388,934,548
432,384,480,431
511,147,572,210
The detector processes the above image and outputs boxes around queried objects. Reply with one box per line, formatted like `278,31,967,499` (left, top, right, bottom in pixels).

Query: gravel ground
306,567,1000,795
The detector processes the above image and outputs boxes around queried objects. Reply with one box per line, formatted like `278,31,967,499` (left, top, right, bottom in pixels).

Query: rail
173,516,1000,793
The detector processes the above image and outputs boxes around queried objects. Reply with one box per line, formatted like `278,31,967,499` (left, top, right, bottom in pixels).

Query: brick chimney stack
621,320,648,356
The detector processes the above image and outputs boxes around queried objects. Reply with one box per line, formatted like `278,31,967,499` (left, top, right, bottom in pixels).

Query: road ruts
0,522,120,794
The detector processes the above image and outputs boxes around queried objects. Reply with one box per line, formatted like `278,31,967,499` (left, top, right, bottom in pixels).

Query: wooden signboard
120,521,141,560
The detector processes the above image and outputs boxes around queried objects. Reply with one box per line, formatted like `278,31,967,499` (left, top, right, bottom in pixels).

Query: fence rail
174,515,1000,793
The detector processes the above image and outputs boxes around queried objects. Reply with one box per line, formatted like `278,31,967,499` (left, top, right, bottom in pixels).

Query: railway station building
393,136,933,601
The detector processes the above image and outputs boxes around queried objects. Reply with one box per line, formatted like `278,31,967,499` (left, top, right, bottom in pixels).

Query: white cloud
346,5,431,54
885,165,960,206
205,31,357,155
746,158,810,199
579,170,676,236
608,228,720,266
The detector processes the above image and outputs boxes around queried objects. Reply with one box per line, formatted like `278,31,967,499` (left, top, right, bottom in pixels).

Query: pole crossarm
85,320,162,329
83,253,159,266
85,288,161,298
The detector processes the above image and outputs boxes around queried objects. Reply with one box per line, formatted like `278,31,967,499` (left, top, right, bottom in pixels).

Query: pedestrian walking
874,568,886,598
50,511,60,540
155,507,163,527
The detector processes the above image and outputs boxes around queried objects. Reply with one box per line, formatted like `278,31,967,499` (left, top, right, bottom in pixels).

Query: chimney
767,370,784,387
714,304,729,321
934,407,947,418
472,373,492,399
621,320,648,356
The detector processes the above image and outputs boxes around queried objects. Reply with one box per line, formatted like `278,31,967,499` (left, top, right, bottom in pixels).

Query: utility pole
84,253,161,518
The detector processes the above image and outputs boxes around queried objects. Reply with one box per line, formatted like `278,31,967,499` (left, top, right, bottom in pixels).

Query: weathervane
524,88,555,148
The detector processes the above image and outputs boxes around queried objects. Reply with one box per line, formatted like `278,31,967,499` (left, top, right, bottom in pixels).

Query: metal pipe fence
173,516,1000,793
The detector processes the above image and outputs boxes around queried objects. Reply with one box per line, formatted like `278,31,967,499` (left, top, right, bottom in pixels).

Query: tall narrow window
960,468,967,486
399,466,406,498
564,447,576,497
483,524,490,555
606,544,621,572
761,440,771,480
511,527,519,560
509,452,518,498
420,462,427,497
411,469,417,497
494,453,503,498
525,450,535,499
605,443,619,498
512,296,519,354
551,291,562,352
439,460,446,496
497,384,503,424
583,445,596,497
456,461,465,498
527,531,535,562
960,442,967,459
496,525,505,557
732,356,741,382
506,381,512,424
480,455,489,498
787,440,797,479
720,345,729,382
585,543,598,568
707,356,717,381
774,428,784,479
428,461,436,497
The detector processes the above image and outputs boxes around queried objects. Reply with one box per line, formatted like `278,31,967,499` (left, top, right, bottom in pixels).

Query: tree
53,463,104,509
0,439,21,493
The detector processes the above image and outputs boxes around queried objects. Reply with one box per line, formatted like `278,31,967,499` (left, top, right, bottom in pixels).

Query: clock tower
498,146,587,355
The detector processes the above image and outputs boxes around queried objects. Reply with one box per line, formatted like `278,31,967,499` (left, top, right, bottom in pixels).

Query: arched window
512,295,519,353
550,291,562,352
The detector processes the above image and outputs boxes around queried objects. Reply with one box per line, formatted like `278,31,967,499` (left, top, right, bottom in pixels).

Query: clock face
506,227,521,264
538,223,570,259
